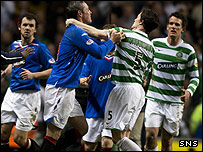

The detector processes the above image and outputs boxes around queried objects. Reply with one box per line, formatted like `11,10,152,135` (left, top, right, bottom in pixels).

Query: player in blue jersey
80,52,115,151
55,43,116,151
1,13,55,151
40,1,125,151
79,24,117,151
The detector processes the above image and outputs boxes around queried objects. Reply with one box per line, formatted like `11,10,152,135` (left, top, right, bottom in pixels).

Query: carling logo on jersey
157,62,178,69
98,73,111,82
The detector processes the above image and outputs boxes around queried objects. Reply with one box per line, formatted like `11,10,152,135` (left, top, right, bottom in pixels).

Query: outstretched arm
66,18,109,40
1,47,35,65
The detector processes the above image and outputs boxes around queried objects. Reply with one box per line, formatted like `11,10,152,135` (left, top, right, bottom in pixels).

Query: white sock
116,137,142,151
144,145,158,151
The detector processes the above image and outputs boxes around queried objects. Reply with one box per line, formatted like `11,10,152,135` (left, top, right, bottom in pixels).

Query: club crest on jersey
176,51,183,59
86,39,94,45
49,58,55,63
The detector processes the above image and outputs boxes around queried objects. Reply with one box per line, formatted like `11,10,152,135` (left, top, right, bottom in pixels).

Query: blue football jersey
80,54,115,118
46,25,115,88
9,39,55,91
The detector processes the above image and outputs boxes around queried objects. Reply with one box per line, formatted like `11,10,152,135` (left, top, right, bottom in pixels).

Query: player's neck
78,17,85,24
21,36,35,45
77,17,90,25
132,26,146,34
78,18,83,23
167,36,181,46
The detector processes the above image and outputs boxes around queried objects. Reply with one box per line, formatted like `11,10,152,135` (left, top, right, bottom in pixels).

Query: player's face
167,16,184,39
131,12,142,30
18,17,36,40
81,2,92,24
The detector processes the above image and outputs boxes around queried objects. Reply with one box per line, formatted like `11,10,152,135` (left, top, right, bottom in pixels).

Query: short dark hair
65,1,85,19
168,11,188,28
18,12,39,29
140,9,160,34
102,24,117,30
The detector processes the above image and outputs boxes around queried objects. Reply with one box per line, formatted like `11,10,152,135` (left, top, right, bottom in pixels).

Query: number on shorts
108,110,112,120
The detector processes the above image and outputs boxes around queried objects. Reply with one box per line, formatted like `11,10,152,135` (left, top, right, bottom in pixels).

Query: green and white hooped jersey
146,37,199,104
110,27,155,86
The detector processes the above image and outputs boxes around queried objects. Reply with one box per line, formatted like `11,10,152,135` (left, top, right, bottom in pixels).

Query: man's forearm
66,19,108,39
82,24,107,39
4,64,12,75
33,68,52,79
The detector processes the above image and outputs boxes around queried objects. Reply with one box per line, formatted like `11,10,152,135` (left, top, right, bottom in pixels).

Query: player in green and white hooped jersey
144,12,199,151
65,8,160,151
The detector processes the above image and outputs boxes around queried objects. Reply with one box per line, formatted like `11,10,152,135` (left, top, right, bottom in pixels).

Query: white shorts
104,83,145,131
82,118,112,143
144,99,184,136
1,88,41,131
70,99,84,117
43,84,75,129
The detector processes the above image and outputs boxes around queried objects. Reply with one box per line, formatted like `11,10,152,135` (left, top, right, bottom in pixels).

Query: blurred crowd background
1,0,202,146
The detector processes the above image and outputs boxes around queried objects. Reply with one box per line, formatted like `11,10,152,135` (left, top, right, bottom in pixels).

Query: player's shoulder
151,37,166,43
10,40,22,49
33,38,43,45
12,40,21,45
32,39,47,49
113,27,123,31
116,27,132,33
66,24,87,38
182,41,195,52
68,24,86,33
